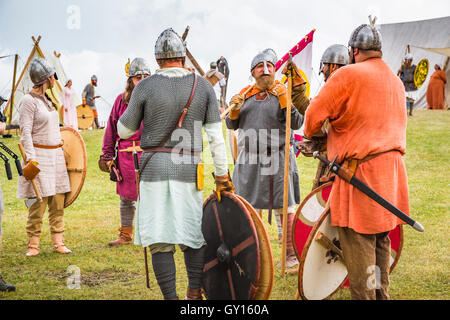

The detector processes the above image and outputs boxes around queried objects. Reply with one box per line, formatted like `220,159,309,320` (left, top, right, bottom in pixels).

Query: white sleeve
117,119,137,140
219,78,226,87
203,122,228,176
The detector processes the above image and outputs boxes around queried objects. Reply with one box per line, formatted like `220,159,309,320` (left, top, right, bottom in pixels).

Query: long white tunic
17,93,70,199
118,68,228,249
62,87,78,129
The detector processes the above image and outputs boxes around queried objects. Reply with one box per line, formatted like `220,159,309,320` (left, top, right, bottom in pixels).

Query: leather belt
244,144,285,155
142,147,200,157
33,143,63,149
341,150,400,175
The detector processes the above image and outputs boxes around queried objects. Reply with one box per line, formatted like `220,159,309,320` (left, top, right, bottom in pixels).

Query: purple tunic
102,93,142,201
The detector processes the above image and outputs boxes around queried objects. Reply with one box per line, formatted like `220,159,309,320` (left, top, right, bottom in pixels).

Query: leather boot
185,288,203,300
94,118,104,129
51,233,72,254
26,236,40,257
277,213,299,269
0,273,15,292
108,226,133,246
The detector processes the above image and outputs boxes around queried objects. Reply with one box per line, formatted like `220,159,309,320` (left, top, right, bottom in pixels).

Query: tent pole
7,54,18,125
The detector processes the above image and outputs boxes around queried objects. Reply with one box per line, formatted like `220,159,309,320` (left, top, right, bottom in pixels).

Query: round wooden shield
76,104,94,130
414,58,429,88
202,192,260,300
293,182,333,262
60,126,87,208
298,209,348,300
293,182,404,289
236,194,274,300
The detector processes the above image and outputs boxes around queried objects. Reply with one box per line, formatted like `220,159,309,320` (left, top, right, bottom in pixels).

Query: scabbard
313,152,424,232
133,149,140,197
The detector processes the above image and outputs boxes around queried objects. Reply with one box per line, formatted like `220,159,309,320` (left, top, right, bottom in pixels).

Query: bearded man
304,24,410,300
225,48,310,269
117,28,233,300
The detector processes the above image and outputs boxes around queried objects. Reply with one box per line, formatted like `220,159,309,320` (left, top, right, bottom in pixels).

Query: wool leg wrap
151,252,177,299
183,246,206,290
119,197,135,227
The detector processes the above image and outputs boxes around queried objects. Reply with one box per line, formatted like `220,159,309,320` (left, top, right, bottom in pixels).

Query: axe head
24,198,41,208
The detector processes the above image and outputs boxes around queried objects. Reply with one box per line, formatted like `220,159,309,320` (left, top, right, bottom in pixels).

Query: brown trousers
337,227,391,300
26,194,65,237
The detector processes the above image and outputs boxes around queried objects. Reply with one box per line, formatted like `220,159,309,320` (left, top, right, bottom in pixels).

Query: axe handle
18,143,42,201
220,85,254,120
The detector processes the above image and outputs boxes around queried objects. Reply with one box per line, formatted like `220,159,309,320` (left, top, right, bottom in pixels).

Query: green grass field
0,109,448,300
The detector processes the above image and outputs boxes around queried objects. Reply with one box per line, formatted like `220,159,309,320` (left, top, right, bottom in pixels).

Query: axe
18,143,42,208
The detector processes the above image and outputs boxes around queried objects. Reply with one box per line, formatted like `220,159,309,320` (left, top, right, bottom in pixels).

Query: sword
312,151,424,232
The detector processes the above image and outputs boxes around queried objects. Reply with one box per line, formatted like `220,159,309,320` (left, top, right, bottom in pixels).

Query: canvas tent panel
415,47,450,57
6,42,71,125
379,16,450,109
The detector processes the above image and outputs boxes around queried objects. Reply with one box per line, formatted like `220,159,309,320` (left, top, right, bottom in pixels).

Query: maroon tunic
102,93,142,201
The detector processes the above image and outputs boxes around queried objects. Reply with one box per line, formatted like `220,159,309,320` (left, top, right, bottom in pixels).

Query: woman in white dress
61,79,78,129
17,57,71,256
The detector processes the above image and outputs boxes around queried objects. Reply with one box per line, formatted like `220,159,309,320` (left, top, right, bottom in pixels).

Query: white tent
3,36,80,126
378,16,450,109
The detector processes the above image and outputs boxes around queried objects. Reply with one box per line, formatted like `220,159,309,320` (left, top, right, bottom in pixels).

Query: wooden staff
281,54,293,276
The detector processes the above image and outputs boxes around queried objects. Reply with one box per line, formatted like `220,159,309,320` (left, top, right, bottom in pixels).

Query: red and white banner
275,29,315,99
275,29,315,155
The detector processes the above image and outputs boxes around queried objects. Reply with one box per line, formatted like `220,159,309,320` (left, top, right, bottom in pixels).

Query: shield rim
202,191,261,300
389,224,404,273
76,104,94,130
60,126,87,208
292,182,333,261
298,208,348,300
236,194,274,300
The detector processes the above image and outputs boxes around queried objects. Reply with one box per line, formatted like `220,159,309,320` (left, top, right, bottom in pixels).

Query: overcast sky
0,0,449,121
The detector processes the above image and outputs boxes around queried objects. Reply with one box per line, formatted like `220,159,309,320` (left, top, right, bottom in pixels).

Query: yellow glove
228,94,244,120
213,172,235,202
282,61,306,87
23,160,40,180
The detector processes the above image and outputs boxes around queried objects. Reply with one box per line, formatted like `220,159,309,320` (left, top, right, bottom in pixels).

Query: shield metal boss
76,104,94,130
60,126,87,208
298,209,347,300
202,192,260,300
236,194,274,300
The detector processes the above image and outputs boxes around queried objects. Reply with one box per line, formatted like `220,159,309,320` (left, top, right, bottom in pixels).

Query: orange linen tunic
426,70,447,110
304,58,410,234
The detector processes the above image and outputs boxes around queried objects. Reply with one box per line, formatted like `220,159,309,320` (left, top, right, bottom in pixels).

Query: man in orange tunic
426,64,447,110
304,24,410,300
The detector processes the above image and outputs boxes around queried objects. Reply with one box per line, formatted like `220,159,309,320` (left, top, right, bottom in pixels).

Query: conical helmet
320,44,350,66
348,24,382,51
129,57,151,77
250,48,278,74
155,28,186,59
29,57,56,86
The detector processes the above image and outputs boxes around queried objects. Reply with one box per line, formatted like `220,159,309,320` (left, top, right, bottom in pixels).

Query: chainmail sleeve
117,80,146,139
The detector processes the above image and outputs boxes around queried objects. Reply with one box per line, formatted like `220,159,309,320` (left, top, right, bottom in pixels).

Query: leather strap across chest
139,73,198,176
